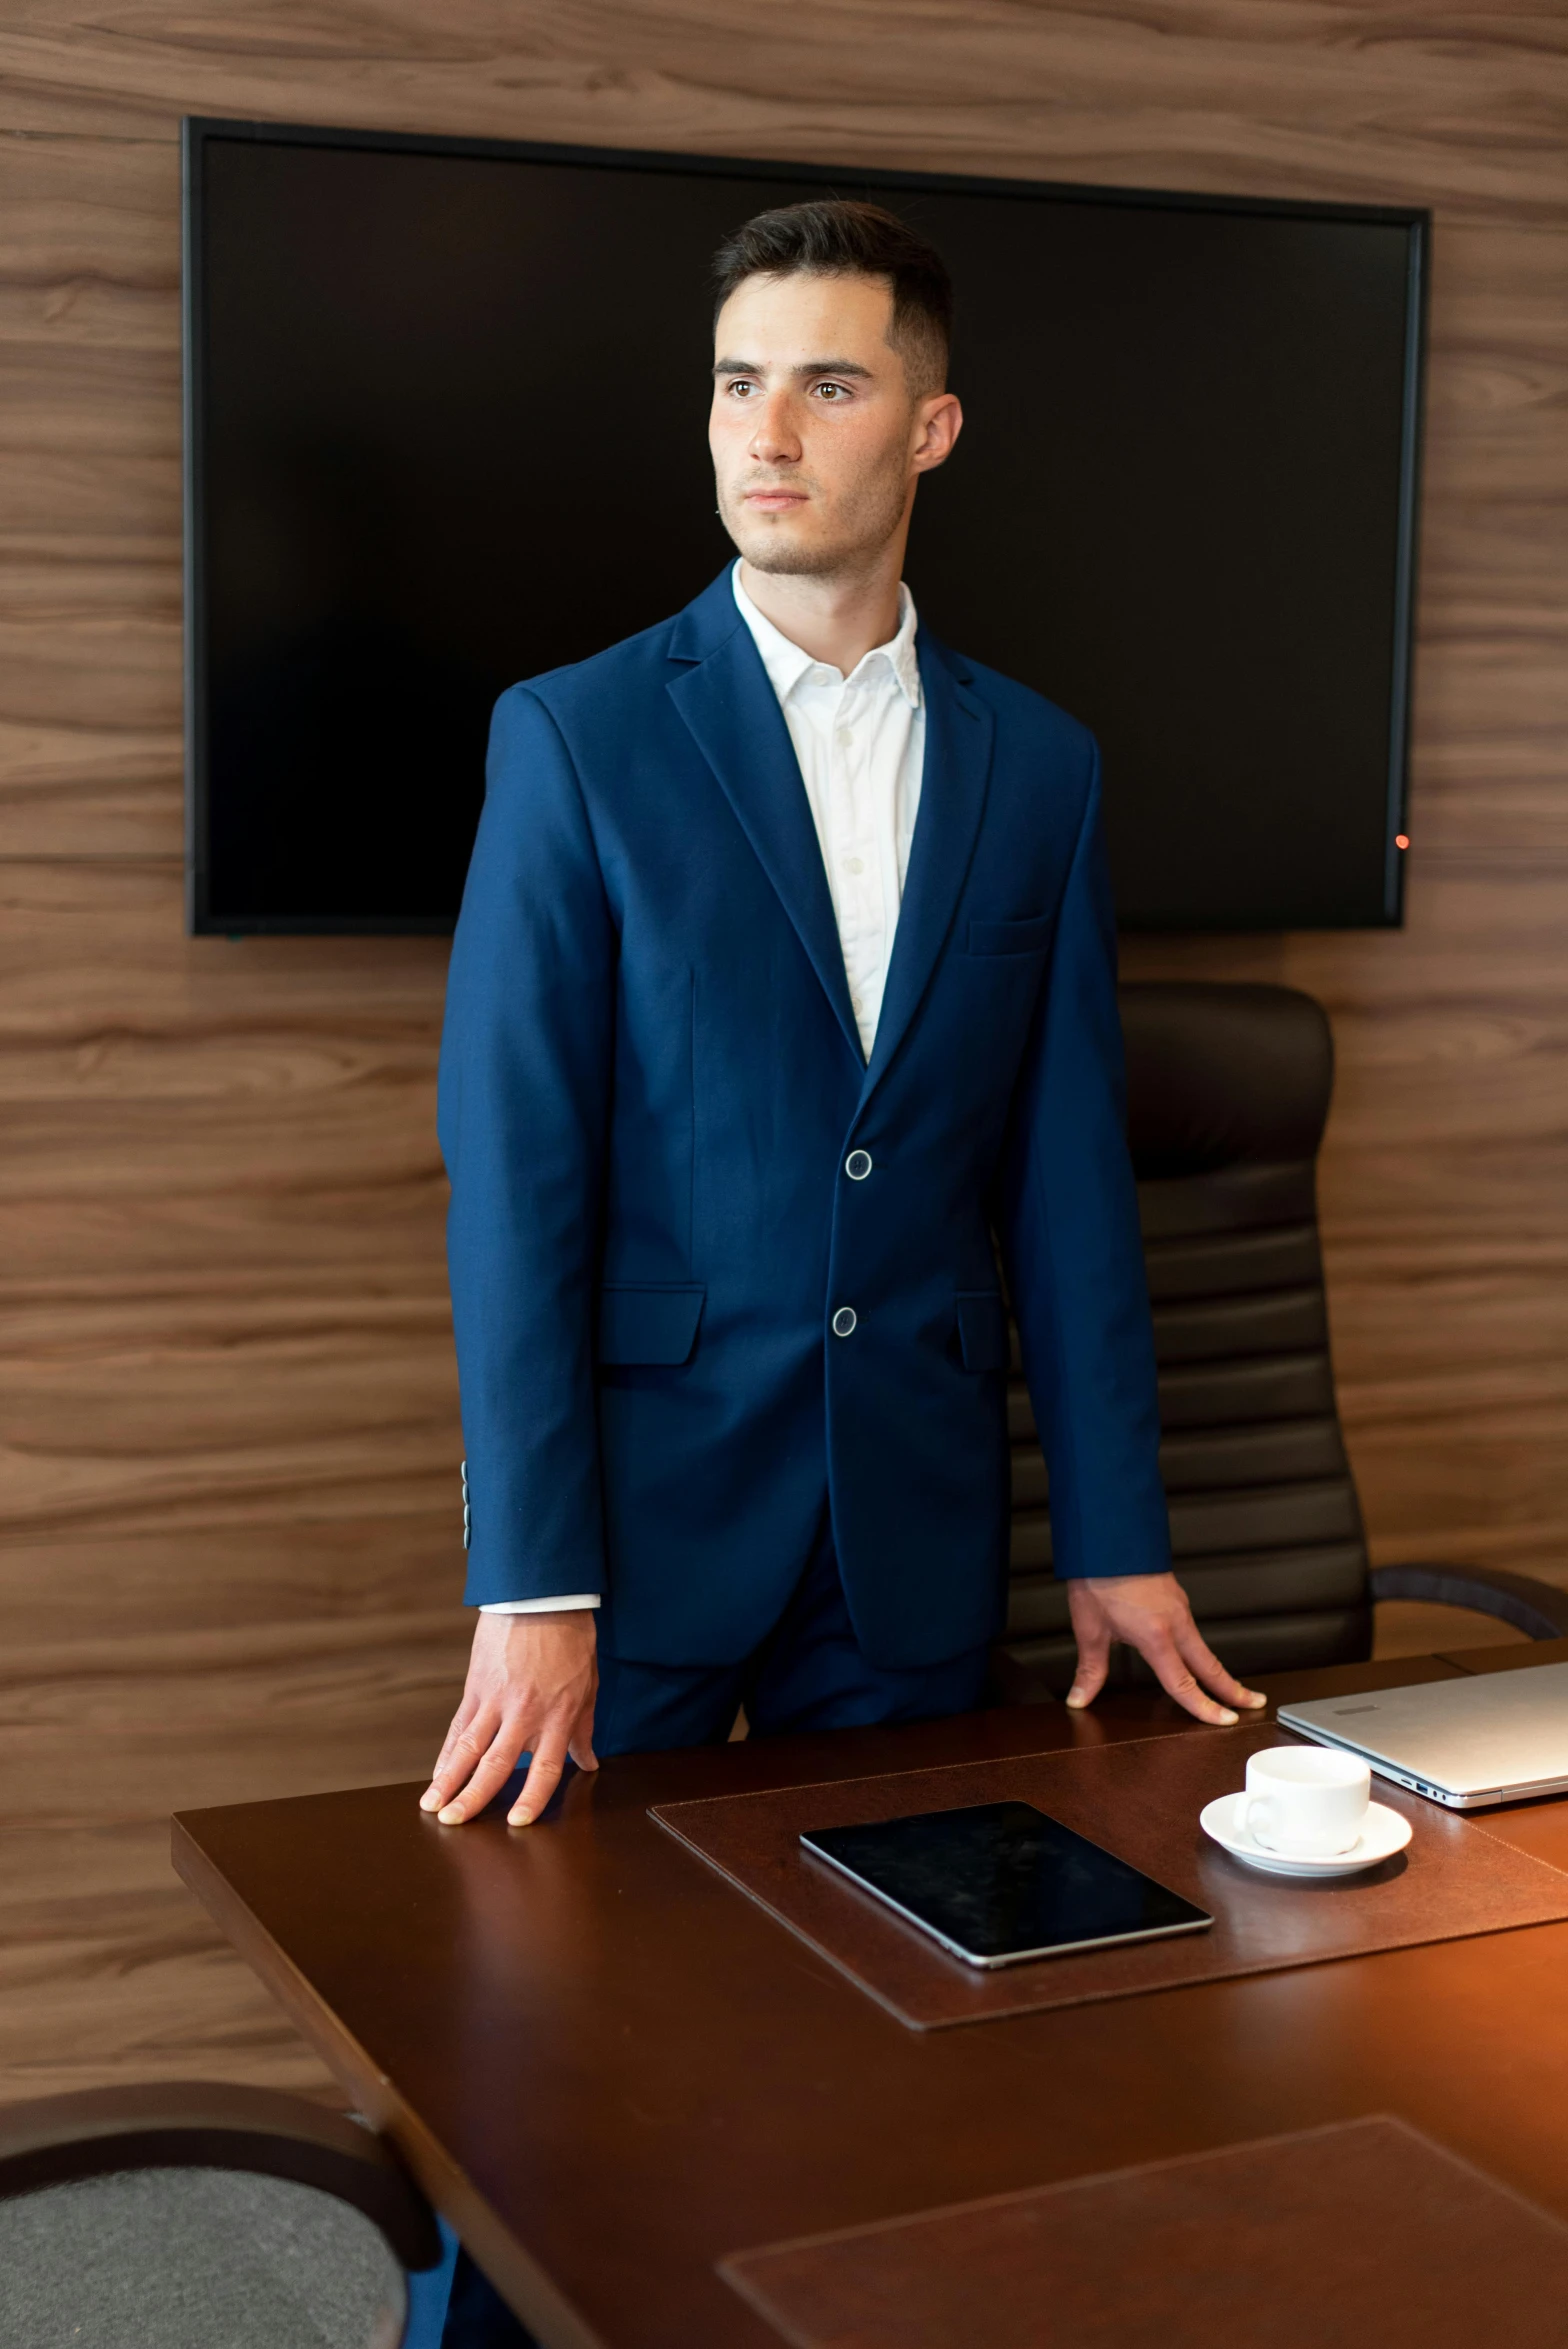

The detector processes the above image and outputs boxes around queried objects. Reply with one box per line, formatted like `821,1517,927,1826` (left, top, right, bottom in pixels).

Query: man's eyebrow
711,357,875,380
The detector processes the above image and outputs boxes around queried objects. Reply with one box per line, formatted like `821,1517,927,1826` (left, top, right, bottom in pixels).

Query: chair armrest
0,2081,441,2269
1370,1563,1568,1643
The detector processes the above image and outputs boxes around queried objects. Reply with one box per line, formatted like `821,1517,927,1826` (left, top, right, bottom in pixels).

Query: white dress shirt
731,563,924,1061
480,566,927,1615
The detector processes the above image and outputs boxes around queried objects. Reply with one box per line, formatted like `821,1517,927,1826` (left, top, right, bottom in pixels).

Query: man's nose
747,392,801,466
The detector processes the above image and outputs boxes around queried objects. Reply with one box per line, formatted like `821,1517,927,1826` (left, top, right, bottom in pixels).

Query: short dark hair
711,199,953,396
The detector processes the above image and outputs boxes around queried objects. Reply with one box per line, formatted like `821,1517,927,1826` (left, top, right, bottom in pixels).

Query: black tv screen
183,119,1425,933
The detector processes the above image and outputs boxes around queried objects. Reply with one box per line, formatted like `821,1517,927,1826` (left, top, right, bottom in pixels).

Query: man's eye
814,382,849,401
725,379,758,396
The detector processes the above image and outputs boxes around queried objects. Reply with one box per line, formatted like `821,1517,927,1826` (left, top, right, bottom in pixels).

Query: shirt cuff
478,1595,601,1614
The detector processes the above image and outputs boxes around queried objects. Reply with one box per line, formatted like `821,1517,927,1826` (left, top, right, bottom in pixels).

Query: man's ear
912,391,964,474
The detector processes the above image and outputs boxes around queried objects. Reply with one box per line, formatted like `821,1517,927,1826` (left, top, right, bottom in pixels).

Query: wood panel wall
1,2,1562,2102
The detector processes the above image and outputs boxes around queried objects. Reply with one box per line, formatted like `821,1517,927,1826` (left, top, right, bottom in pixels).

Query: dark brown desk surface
172,1656,1568,2349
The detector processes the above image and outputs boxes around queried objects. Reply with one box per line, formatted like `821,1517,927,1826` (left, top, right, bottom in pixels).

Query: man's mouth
742,488,809,513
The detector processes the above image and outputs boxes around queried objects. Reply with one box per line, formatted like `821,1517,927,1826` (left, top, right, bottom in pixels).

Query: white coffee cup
1235,1745,1372,1856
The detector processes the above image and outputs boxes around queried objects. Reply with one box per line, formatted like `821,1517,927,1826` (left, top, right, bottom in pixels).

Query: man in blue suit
421,190,1265,2349
424,197,1262,1828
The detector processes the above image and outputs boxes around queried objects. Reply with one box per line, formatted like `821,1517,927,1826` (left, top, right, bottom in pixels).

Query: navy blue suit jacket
438,569,1170,1670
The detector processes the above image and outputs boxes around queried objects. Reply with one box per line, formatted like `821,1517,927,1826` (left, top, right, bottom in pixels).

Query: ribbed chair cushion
0,2167,407,2349
998,981,1371,1694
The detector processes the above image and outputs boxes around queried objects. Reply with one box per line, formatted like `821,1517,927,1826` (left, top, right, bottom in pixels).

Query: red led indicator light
1395,834,1410,850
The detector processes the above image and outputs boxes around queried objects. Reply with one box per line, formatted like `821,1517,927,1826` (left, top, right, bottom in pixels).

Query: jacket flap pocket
967,915,1052,958
956,1290,1009,1374
597,1284,706,1367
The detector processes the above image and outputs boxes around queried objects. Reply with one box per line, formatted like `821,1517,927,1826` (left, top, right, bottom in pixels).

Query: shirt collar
731,562,921,709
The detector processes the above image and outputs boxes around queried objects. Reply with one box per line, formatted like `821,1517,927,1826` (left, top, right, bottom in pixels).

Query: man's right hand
420,1609,600,1829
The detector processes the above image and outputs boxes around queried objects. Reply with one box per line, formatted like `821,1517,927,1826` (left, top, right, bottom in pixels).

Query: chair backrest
996,981,1371,1697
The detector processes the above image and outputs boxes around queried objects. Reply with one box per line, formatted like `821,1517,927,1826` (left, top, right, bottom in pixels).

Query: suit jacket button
831,1306,858,1337
845,1150,872,1180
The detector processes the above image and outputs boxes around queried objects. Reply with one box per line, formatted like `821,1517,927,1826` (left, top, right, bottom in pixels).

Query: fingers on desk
509,1685,600,1824
1065,1614,1112,1711
1066,1582,1266,1727
430,1707,523,1824
422,1693,485,1808
421,1682,598,1828
1142,1620,1262,1727
1174,1618,1267,1717
508,1733,569,1828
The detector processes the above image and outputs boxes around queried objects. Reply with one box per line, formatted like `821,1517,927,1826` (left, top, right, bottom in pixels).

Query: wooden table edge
170,1814,612,2349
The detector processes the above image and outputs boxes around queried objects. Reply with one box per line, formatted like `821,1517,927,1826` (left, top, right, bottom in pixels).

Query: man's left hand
1065,1573,1266,1725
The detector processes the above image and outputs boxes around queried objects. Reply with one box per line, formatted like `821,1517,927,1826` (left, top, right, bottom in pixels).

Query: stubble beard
718,441,912,582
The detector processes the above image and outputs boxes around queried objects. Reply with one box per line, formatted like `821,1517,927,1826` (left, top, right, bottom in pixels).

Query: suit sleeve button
831,1306,858,1337
845,1150,873,1180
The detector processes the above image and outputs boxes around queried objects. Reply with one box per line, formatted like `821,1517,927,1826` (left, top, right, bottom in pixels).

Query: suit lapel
861,634,995,1098
668,593,863,1062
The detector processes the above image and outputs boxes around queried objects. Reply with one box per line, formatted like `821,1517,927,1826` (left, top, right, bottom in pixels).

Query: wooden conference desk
173,1639,1568,2349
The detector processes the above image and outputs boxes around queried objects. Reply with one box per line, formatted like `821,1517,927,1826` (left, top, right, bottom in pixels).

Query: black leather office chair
0,2081,442,2348
993,982,1568,1701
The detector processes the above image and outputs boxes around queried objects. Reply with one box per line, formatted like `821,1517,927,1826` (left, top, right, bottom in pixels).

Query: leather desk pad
651,1724,1568,2029
719,2115,1568,2347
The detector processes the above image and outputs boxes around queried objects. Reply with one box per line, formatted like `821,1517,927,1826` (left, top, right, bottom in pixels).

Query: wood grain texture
0,0,1563,2103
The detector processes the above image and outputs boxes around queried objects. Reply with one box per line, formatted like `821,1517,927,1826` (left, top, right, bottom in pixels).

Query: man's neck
736,552,906,676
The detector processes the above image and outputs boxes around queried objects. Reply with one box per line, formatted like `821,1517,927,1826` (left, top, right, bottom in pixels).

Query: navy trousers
435,1519,990,2346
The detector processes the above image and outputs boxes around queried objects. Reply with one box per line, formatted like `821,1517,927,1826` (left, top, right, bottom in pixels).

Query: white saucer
1199,1791,1412,1879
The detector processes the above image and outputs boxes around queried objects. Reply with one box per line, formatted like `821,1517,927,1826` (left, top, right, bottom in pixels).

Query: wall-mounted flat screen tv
183,119,1426,934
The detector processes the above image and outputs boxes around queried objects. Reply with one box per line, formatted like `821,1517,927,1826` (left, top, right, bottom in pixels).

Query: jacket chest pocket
964,914,1052,959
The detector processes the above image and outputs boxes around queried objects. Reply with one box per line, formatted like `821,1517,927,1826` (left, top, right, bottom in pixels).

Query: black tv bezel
182,114,1429,937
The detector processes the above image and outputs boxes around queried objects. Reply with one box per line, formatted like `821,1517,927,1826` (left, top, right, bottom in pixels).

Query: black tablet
800,1800,1213,1970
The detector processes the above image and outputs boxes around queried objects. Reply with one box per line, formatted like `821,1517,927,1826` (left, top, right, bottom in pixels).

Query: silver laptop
1278,1660,1568,1809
